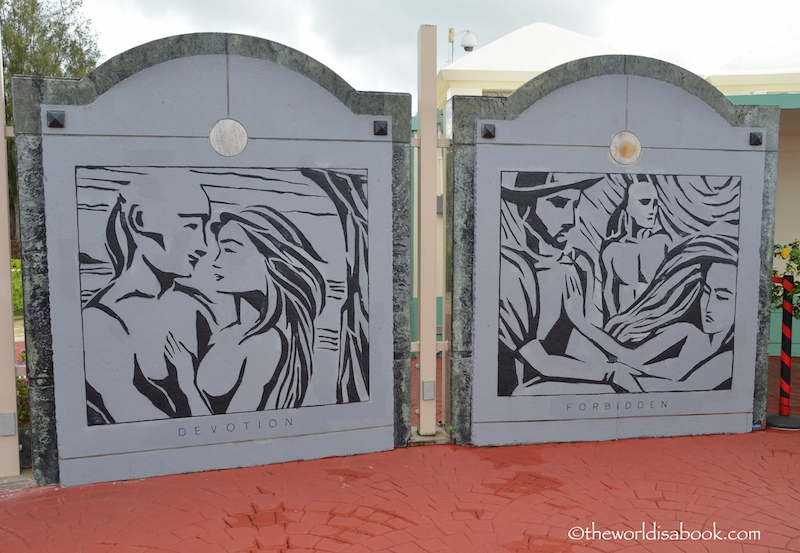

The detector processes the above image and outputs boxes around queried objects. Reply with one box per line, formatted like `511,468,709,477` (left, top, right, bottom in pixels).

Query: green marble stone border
447,54,779,442
12,33,412,485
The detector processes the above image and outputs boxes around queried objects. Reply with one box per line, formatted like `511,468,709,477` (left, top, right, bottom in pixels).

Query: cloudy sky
81,0,800,106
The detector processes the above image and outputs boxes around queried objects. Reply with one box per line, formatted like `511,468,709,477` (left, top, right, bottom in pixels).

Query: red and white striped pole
767,275,800,429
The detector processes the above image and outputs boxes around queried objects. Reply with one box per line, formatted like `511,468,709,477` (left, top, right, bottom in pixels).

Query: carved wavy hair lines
214,206,326,410
299,169,370,404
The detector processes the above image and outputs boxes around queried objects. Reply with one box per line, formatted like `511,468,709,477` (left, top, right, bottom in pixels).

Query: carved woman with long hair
607,234,738,391
195,205,326,413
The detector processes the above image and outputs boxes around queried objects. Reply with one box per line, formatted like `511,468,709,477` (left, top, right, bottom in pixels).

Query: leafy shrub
16,375,29,427
773,241,800,318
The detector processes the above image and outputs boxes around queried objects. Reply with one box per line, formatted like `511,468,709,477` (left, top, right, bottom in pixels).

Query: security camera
461,30,477,52
448,28,477,63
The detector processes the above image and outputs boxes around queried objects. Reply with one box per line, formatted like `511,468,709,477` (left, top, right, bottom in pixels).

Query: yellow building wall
708,73,800,96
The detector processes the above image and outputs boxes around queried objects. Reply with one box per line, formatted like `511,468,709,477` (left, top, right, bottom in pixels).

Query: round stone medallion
209,119,248,157
609,130,642,166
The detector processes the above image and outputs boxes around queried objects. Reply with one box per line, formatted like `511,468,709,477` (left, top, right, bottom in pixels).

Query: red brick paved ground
1,357,798,552
767,356,800,416
1,429,799,552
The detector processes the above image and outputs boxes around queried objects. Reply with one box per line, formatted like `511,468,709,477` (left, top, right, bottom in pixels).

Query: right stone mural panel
451,58,778,446
498,171,740,397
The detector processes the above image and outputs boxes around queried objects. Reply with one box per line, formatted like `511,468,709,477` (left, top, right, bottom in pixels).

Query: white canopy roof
712,44,800,76
445,22,624,73
704,28,800,77
437,22,800,101
705,35,800,95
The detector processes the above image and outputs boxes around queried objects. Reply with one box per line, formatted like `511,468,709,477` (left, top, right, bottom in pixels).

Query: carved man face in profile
126,172,210,279
527,188,582,249
503,172,603,252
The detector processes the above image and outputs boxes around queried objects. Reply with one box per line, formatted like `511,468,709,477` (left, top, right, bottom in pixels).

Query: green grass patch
11,259,22,315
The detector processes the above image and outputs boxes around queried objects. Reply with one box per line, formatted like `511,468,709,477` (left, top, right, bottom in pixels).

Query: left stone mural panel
13,34,411,486
80,166,370,423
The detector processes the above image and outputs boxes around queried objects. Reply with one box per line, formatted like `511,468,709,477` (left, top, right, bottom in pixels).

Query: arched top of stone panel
449,54,779,150
12,32,410,141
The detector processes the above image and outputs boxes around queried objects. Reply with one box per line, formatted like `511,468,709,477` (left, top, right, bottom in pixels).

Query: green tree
1,0,100,240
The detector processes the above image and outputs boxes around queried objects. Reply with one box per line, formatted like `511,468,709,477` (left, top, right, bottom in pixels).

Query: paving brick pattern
767,356,800,415
2,429,799,552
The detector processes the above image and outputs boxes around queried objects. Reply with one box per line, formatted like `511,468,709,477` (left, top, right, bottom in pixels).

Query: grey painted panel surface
472,413,752,446
40,56,228,137
39,54,387,142
60,426,392,486
228,56,387,142
626,77,761,152
472,418,620,446
613,412,752,438
477,75,627,147
0,413,15,436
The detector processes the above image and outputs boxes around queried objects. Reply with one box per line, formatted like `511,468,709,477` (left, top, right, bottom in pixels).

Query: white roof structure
437,22,800,105
706,38,800,96
437,22,624,106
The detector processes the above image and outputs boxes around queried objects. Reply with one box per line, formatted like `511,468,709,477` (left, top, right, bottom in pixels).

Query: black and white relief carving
498,172,740,396
78,167,369,424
